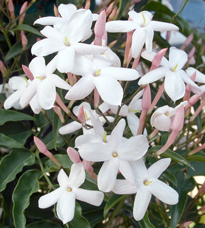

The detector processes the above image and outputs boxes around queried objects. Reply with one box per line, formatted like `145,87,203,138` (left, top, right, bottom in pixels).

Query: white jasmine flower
106,10,179,58
39,163,104,224
112,158,179,221
78,119,149,192
139,47,202,102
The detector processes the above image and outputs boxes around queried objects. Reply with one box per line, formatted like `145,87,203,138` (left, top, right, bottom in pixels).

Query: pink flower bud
21,31,28,50
0,60,7,77
34,136,61,168
94,88,99,108
142,84,151,111
53,4,60,17
108,7,117,21
182,221,193,227
53,106,65,123
78,106,86,124
150,48,167,71
166,31,171,42
56,93,70,114
106,2,114,16
172,105,184,132
67,72,77,86
82,160,97,179
8,0,15,20
19,1,28,24
67,147,81,163
94,10,106,46
108,40,117,48
181,33,193,50
84,0,90,9
22,65,34,80
198,181,205,197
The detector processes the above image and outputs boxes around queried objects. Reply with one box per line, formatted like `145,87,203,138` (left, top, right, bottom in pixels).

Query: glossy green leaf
117,0,130,19
26,220,62,228
0,122,31,145
46,154,72,172
104,194,128,217
186,155,205,163
187,161,205,176
0,109,35,125
162,170,178,187
0,149,35,191
15,24,43,37
139,211,155,228
12,169,41,228
69,203,91,228
170,171,195,228
0,133,25,149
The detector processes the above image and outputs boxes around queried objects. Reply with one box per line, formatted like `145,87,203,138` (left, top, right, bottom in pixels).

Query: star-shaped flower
39,163,104,224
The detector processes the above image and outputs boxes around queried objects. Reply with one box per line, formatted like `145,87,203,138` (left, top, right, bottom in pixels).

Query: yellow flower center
128,108,141,113
142,13,146,26
173,64,178,72
95,69,101,76
112,152,118,157
66,187,72,192
84,111,89,120
103,131,107,142
144,180,152,186
36,77,43,81
23,77,28,84
65,36,69,46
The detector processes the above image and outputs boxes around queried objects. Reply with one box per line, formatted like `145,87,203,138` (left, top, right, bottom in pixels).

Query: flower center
128,108,141,113
103,131,107,142
66,187,72,192
142,13,146,26
165,112,170,116
36,76,43,81
23,76,28,84
112,152,118,157
84,111,89,121
65,36,69,46
143,180,152,186
172,64,178,72
95,69,101,77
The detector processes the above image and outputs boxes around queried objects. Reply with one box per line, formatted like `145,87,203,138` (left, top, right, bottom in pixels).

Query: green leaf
170,171,195,228
149,146,193,169
12,169,41,228
104,194,128,217
0,109,35,125
138,211,155,228
69,203,91,228
26,220,62,228
117,0,130,19
0,149,35,192
52,112,63,150
46,154,72,172
162,170,178,187
0,122,31,144
15,24,43,37
0,133,25,149
187,155,205,163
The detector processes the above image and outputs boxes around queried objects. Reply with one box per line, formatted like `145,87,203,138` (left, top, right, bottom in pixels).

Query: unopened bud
84,0,90,9
0,60,7,77
19,1,28,24
53,4,60,17
53,106,65,123
8,0,15,20
21,31,28,50
67,147,81,163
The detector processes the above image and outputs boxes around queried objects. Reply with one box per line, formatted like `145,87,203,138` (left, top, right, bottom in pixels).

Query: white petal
29,95,42,114
127,113,140,136
118,135,148,160
58,169,70,188
100,67,139,81
37,78,56,110
164,71,185,102
57,191,75,224
65,76,95,100
186,67,205,83
145,26,154,53
74,188,104,206
72,102,91,116
38,187,63,208
29,57,46,78
58,4,77,21
34,17,65,25
106,21,137,33
131,28,146,58
59,121,82,135
108,119,125,151
4,89,23,109
149,21,179,32
8,76,27,90
119,160,135,185
31,38,65,57
56,46,75,73
75,134,103,148
40,26,65,42
79,143,112,162
169,47,187,70
93,76,123,106
48,74,71,90
130,159,148,183
150,112,172,131
148,158,171,179
112,180,138,194
133,185,151,221
69,163,85,188
129,11,152,26
98,158,119,192
20,78,40,108
138,67,167,85
148,179,179,205
73,43,107,55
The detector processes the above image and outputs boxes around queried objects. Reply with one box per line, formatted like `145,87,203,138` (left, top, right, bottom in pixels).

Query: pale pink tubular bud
150,48,167,71
22,65,34,80
94,88,99,108
142,84,151,111
132,54,140,69
67,72,76,86
166,31,171,42
188,46,195,61
184,72,196,102
102,30,107,46
53,106,65,123
185,94,200,112
84,0,90,9
156,105,184,156
181,33,193,50
124,17,133,65
34,136,61,168
83,160,97,179
106,2,114,16
108,40,117,48
53,4,60,17
8,0,15,20
0,60,7,77
78,106,86,125
67,147,81,163
55,93,70,114
94,10,106,46
182,221,193,227
19,1,28,24
21,31,28,50
108,7,117,21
